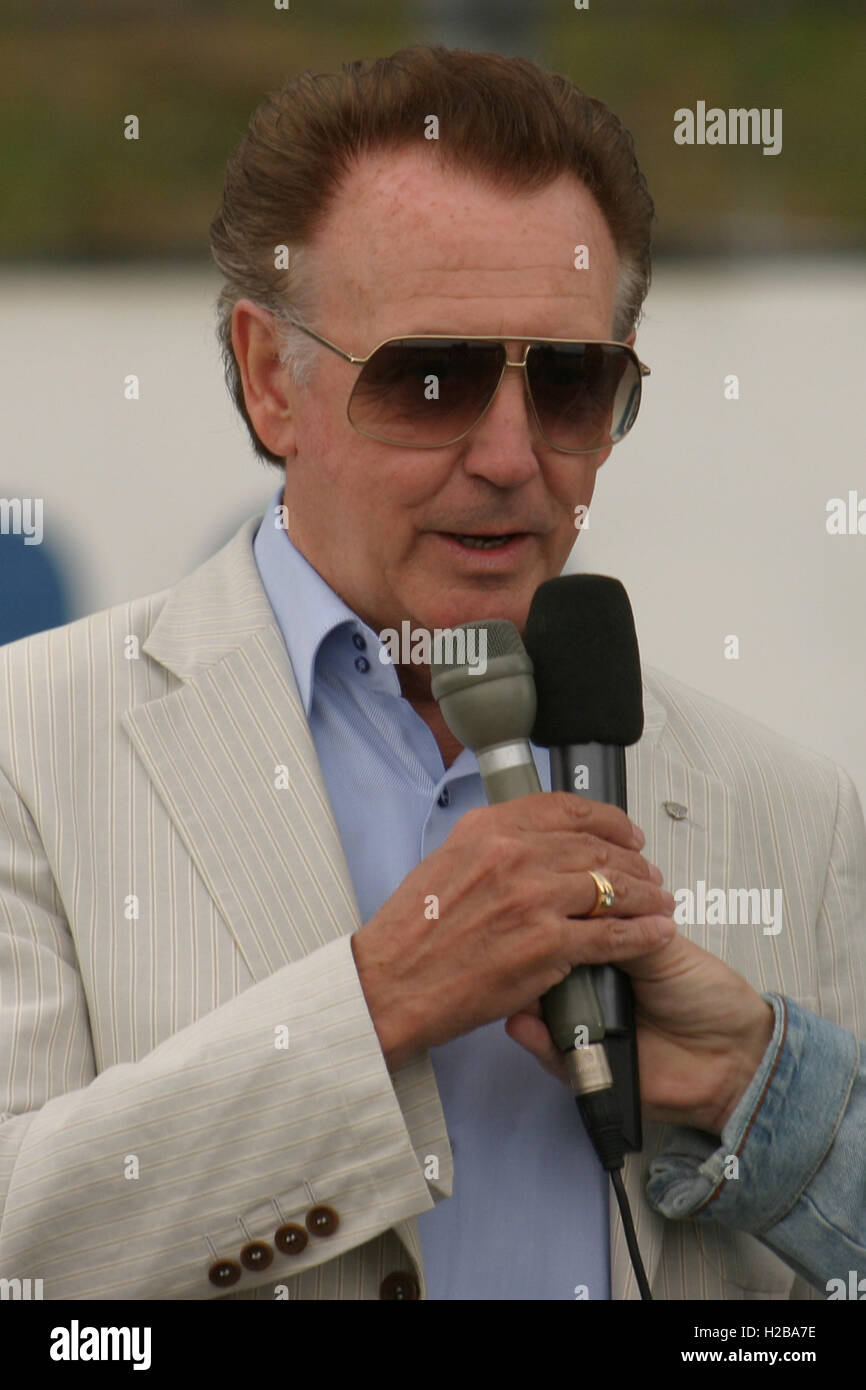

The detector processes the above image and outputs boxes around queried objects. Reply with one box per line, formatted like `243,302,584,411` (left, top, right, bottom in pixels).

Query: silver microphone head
430,619,536,751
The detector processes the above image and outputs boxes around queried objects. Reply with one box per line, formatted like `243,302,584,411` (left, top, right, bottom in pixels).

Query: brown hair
209,44,655,468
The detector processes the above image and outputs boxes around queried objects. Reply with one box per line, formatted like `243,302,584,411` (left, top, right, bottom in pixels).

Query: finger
537,831,663,884
561,912,677,967
504,1012,571,1088
491,792,644,851
555,868,675,922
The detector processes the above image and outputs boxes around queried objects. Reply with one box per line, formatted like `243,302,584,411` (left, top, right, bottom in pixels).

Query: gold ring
587,870,616,917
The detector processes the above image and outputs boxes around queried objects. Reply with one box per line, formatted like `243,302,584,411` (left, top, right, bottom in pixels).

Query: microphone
524,574,645,1153
430,603,654,1297
429,619,607,1065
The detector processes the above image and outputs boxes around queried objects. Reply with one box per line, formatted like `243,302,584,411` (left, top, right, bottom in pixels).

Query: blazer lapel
610,677,739,1298
123,518,363,978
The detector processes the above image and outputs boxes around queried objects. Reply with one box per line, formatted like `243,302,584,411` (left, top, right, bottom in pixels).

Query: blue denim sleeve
645,994,866,1293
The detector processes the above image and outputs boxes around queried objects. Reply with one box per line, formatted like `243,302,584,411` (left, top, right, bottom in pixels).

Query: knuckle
480,838,535,903
505,869,545,919
590,840,610,868
480,833,513,873
631,916,665,950
527,911,564,966
574,831,606,862
520,874,550,914
607,870,630,905
603,915,661,953
460,805,489,835
603,918,633,950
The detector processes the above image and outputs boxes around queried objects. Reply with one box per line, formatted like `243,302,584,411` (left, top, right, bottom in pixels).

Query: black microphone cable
568,1044,652,1300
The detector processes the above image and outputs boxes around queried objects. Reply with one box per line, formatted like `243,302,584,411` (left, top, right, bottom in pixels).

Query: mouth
446,533,523,550
430,531,534,565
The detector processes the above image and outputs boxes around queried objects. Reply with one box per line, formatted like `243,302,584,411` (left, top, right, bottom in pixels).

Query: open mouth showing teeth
450,534,519,549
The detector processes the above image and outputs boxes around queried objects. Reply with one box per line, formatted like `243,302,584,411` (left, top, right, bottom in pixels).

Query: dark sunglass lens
527,344,641,451
349,340,504,445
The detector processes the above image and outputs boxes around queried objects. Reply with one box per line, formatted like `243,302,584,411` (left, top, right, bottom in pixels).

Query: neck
397,663,464,771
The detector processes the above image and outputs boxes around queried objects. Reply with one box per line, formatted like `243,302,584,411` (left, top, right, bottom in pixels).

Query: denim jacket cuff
645,994,859,1232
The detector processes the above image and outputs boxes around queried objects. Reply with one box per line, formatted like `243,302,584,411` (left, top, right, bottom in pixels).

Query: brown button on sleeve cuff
380,1272,420,1300
208,1259,242,1289
275,1223,309,1255
240,1241,274,1271
305,1205,339,1237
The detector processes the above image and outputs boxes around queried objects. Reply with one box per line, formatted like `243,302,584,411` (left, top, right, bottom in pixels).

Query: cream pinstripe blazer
1,514,864,1301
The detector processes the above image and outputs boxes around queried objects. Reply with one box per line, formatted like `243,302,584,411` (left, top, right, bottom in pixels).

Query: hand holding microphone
351,791,675,1073
424,579,773,1152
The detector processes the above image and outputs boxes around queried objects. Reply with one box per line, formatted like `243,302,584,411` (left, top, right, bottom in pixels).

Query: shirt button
380,1271,420,1300
352,632,367,650
306,1205,340,1237
354,656,370,674
437,788,450,808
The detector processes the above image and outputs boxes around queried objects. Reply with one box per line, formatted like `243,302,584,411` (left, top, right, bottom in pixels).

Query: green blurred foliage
548,12,866,249
1,1,863,259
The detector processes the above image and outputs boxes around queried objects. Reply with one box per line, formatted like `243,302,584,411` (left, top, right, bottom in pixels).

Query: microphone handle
550,742,642,1152
479,741,606,1049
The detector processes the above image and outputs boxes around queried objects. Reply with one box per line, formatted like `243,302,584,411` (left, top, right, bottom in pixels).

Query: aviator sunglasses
282,317,650,455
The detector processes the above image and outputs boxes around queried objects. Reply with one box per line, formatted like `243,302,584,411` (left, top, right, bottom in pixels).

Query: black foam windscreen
524,575,644,747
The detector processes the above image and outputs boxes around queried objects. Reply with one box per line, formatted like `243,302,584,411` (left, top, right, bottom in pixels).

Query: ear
231,300,298,460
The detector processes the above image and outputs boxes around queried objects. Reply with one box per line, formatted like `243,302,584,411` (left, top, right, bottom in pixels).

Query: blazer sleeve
0,759,447,1300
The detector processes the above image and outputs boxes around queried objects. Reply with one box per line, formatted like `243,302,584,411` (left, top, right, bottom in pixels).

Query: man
0,46,864,1301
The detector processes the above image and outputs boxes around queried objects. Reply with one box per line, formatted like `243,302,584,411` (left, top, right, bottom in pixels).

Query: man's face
250,147,624,639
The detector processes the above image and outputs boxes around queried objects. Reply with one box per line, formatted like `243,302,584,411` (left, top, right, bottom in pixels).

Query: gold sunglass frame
282,316,651,454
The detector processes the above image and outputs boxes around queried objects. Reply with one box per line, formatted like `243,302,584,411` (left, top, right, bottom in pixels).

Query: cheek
361,448,463,516
551,461,597,524
298,362,355,471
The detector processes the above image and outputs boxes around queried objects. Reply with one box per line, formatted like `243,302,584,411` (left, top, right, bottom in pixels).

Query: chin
433,593,534,635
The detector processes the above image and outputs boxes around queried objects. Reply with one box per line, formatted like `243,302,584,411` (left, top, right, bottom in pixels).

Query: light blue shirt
253,489,610,1301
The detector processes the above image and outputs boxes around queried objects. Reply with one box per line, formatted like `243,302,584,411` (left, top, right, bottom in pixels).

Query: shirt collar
253,486,398,717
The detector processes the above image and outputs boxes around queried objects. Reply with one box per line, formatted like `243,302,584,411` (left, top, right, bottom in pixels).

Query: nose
460,358,542,488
